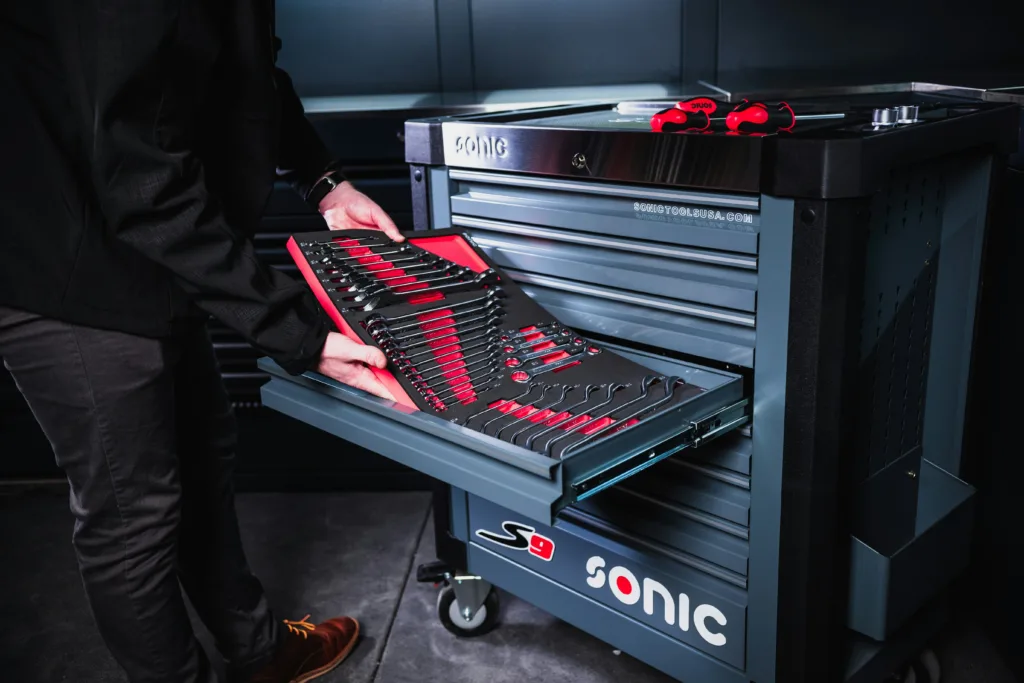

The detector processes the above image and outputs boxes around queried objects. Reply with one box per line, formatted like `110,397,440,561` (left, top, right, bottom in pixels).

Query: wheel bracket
449,573,491,622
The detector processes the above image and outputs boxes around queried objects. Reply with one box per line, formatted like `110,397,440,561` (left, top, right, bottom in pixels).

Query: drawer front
467,494,748,670
258,340,748,527
456,217,758,312
449,169,761,254
515,275,756,367
445,170,759,368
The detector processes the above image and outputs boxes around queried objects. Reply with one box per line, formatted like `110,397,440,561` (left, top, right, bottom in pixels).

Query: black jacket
0,0,333,374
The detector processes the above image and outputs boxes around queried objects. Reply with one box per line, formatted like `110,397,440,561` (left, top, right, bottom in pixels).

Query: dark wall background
715,1,1021,75
273,0,1023,98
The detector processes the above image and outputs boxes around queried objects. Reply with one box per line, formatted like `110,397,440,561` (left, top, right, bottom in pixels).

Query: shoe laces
283,614,316,639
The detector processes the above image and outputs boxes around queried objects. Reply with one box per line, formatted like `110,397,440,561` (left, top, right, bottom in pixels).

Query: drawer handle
453,215,757,269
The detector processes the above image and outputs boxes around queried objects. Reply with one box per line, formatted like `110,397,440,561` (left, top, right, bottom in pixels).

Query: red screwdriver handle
650,107,710,133
676,96,730,116
725,100,796,133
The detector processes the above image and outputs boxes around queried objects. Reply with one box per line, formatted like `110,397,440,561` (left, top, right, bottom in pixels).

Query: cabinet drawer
258,344,748,527
454,217,758,313
448,169,761,255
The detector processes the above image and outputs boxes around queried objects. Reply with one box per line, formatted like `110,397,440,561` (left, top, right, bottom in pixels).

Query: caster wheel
886,649,941,683
436,584,500,637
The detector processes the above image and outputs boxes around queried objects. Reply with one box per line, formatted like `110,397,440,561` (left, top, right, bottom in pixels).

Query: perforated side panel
856,164,944,480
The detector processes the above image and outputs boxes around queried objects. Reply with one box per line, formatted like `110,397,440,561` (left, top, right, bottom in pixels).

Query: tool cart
257,91,1019,683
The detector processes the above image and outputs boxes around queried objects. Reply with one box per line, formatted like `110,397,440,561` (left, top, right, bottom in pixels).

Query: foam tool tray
287,228,711,460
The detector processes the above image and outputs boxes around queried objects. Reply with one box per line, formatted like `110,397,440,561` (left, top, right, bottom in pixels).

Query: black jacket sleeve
273,66,338,202
83,1,329,375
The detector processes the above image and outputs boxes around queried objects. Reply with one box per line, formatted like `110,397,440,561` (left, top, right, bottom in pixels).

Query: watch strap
305,168,346,210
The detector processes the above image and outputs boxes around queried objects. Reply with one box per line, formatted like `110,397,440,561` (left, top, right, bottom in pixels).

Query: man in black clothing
0,1,398,681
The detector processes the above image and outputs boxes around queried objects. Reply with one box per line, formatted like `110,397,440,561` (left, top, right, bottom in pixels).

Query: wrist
305,166,347,212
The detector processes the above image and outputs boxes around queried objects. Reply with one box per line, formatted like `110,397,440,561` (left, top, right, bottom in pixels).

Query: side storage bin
846,446,976,640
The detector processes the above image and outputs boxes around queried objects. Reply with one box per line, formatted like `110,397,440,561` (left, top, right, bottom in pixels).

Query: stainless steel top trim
452,215,759,269
448,169,760,209
699,80,915,102
507,271,756,327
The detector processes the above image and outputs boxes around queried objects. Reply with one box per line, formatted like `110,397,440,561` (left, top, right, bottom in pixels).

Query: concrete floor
0,489,1016,683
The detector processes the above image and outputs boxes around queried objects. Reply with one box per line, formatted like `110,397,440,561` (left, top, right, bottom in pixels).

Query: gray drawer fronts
439,168,760,674
448,170,760,368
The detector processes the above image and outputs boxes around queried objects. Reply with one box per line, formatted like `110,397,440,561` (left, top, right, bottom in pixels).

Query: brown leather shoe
248,614,360,683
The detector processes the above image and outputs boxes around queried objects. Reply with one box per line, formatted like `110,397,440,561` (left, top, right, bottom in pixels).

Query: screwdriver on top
650,96,843,134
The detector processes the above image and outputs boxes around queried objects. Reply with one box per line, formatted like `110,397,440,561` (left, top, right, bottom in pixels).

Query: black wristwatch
304,168,346,210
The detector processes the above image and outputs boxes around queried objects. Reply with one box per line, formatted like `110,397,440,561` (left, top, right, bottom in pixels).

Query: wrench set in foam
287,229,706,459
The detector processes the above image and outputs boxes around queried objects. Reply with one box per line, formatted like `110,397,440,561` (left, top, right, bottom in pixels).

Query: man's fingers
358,344,388,369
370,203,404,242
344,364,397,401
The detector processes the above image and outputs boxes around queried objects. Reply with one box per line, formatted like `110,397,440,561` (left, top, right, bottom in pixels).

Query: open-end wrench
494,385,578,441
561,377,684,456
524,387,602,450
546,375,662,456
454,383,542,426
539,382,634,456
363,290,506,330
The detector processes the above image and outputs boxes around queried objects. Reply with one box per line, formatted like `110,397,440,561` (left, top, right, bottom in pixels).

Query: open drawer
259,342,748,527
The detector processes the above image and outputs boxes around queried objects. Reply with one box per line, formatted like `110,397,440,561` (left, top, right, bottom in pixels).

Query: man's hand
316,332,397,401
319,180,404,242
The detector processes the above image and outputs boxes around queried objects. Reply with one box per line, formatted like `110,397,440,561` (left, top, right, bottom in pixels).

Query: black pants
0,306,280,683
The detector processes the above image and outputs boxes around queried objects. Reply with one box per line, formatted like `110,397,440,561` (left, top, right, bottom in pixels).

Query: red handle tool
725,99,796,134
650,97,797,135
650,107,710,133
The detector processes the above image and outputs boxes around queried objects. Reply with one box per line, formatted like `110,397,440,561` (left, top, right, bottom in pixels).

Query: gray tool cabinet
259,89,1019,682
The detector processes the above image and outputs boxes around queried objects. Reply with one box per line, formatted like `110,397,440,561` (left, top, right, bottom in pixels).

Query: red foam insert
410,235,490,273
580,417,614,435
287,236,416,409
528,409,554,423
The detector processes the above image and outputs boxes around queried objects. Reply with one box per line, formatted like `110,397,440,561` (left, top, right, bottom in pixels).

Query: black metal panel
469,0,683,90
775,197,870,682
965,160,1024,680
